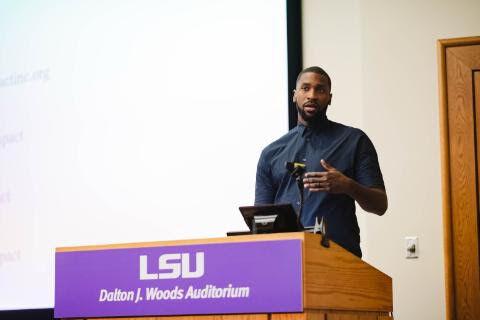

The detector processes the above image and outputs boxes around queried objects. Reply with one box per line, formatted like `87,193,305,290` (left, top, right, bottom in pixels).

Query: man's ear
292,89,297,103
328,93,332,105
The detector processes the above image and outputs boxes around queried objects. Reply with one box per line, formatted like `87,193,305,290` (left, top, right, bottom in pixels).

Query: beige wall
302,1,480,319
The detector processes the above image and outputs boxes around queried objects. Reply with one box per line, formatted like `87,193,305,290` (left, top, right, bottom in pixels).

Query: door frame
438,36,480,320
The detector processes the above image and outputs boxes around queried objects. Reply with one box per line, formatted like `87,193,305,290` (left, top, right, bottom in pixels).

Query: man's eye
301,87,309,91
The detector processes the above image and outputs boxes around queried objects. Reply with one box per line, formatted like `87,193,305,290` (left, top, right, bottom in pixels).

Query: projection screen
0,0,288,310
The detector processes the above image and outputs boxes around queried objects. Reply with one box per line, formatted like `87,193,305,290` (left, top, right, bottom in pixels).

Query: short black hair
296,66,331,89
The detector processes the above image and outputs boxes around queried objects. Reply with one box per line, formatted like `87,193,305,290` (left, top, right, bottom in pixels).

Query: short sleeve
354,134,385,189
254,150,275,204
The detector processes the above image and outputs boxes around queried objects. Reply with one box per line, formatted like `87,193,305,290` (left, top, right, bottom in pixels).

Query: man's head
293,66,332,126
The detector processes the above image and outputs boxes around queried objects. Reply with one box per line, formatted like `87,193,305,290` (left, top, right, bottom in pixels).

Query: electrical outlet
405,236,419,259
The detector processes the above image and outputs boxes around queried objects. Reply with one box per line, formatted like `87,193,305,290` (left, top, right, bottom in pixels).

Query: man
255,66,387,257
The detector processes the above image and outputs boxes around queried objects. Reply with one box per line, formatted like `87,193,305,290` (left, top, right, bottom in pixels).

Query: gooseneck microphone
285,161,306,229
285,161,306,176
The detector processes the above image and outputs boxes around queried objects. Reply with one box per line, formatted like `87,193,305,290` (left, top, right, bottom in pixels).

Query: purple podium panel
55,239,303,318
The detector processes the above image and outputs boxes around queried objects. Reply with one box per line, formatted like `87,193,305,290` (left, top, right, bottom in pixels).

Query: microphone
285,162,306,177
285,161,306,230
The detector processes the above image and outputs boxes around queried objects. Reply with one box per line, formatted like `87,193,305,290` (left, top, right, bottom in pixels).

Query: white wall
302,1,480,319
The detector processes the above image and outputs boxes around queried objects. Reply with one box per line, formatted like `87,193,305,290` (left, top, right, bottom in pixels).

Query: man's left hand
303,159,352,194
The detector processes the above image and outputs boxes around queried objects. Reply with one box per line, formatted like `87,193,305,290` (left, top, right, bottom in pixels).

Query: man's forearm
346,179,388,215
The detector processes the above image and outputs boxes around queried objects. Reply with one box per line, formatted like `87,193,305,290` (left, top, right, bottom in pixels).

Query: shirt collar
297,114,330,137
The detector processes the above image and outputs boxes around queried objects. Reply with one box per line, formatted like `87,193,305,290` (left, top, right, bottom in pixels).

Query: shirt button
302,158,306,162
296,201,300,205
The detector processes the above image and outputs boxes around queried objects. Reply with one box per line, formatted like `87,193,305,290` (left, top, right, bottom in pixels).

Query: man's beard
296,103,328,126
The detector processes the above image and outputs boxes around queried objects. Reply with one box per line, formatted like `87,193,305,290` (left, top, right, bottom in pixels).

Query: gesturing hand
303,159,352,194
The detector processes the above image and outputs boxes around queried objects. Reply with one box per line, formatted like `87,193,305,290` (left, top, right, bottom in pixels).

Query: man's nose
306,89,316,99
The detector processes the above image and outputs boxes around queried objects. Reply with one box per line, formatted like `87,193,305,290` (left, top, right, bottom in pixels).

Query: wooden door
438,36,480,320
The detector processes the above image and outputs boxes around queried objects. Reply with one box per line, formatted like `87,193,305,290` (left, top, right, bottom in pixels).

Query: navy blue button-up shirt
255,118,385,257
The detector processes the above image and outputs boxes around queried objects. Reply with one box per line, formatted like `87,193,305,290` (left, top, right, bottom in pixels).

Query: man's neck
299,113,328,129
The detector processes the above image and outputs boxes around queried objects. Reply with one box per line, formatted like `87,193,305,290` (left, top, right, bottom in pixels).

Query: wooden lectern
56,232,393,320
